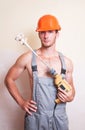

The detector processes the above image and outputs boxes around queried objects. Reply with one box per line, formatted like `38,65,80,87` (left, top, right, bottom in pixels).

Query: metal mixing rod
15,33,57,75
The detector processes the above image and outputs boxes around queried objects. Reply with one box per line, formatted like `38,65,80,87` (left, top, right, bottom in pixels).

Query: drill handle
54,74,71,104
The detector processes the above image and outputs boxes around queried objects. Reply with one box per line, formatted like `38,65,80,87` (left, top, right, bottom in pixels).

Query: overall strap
58,52,66,79
31,50,66,79
31,50,38,102
31,50,37,72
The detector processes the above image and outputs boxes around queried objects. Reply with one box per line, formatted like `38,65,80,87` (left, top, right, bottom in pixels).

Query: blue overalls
24,52,69,130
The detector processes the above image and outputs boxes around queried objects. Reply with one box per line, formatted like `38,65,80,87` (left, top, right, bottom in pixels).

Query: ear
38,32,40,39
56,31,59,38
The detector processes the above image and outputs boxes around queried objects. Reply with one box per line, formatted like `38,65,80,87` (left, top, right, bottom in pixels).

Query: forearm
5,79,25,106
70,84,75,101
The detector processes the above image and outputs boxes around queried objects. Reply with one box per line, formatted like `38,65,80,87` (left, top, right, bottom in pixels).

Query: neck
39,46,58,58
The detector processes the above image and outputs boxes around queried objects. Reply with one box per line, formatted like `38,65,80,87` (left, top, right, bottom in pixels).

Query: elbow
4,75,10,89
69,90,76,102
70,95,75,102
4,76,8,87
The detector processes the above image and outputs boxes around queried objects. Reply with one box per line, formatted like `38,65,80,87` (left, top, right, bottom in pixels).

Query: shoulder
64,55,74,73
17,51,32,60
15,51,32,67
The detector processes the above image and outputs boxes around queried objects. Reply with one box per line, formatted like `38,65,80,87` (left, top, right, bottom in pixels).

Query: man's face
38,30,58,48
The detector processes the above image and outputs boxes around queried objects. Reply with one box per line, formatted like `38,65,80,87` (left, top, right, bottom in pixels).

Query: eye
40,31,45,34
48,30,53,33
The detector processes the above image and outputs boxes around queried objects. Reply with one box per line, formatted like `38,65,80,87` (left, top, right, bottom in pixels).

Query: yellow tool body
54,74,71,103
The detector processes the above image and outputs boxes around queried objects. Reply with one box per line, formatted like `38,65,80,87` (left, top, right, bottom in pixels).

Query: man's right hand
20,100,37,115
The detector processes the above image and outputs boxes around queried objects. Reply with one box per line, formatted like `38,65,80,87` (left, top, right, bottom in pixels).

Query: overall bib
24,52,69,130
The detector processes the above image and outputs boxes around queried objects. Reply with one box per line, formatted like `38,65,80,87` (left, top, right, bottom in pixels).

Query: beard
42,43,53,48
41,39,56,48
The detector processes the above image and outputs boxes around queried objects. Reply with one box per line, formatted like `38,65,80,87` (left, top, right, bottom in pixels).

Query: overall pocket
24,113,38,130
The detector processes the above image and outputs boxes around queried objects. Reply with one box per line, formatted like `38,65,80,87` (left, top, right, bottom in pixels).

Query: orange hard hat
36,14,61,32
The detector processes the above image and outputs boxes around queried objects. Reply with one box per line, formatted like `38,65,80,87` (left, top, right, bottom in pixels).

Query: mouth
43,40,50,43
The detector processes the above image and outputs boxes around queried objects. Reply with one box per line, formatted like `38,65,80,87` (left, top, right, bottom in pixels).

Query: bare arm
5,53,37,115
5,57,26,104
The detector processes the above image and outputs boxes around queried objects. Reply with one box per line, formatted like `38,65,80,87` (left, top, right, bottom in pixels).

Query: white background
0,0,85,130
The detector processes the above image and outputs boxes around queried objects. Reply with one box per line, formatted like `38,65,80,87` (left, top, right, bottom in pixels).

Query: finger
30,100,37,105
29,100,37,109
58,88,67,95
26,101,37,113
29,104,37,110
58,92,66,101
58,91,66,99
29,106,37,112
25,108,32,115
25,105,37,115
58,87,65,92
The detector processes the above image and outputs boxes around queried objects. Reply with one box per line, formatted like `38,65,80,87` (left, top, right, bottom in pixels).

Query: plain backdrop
0,0,85,130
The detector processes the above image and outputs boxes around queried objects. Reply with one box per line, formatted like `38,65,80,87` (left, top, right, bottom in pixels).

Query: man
5,14,75,130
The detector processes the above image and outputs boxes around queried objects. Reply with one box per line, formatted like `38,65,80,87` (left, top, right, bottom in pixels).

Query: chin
43,45,52,48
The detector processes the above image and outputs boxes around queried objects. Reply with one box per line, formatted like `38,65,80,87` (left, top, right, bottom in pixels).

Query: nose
44,32,49,38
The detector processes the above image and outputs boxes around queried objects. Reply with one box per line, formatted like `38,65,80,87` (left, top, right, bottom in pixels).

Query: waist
36,103,66,115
